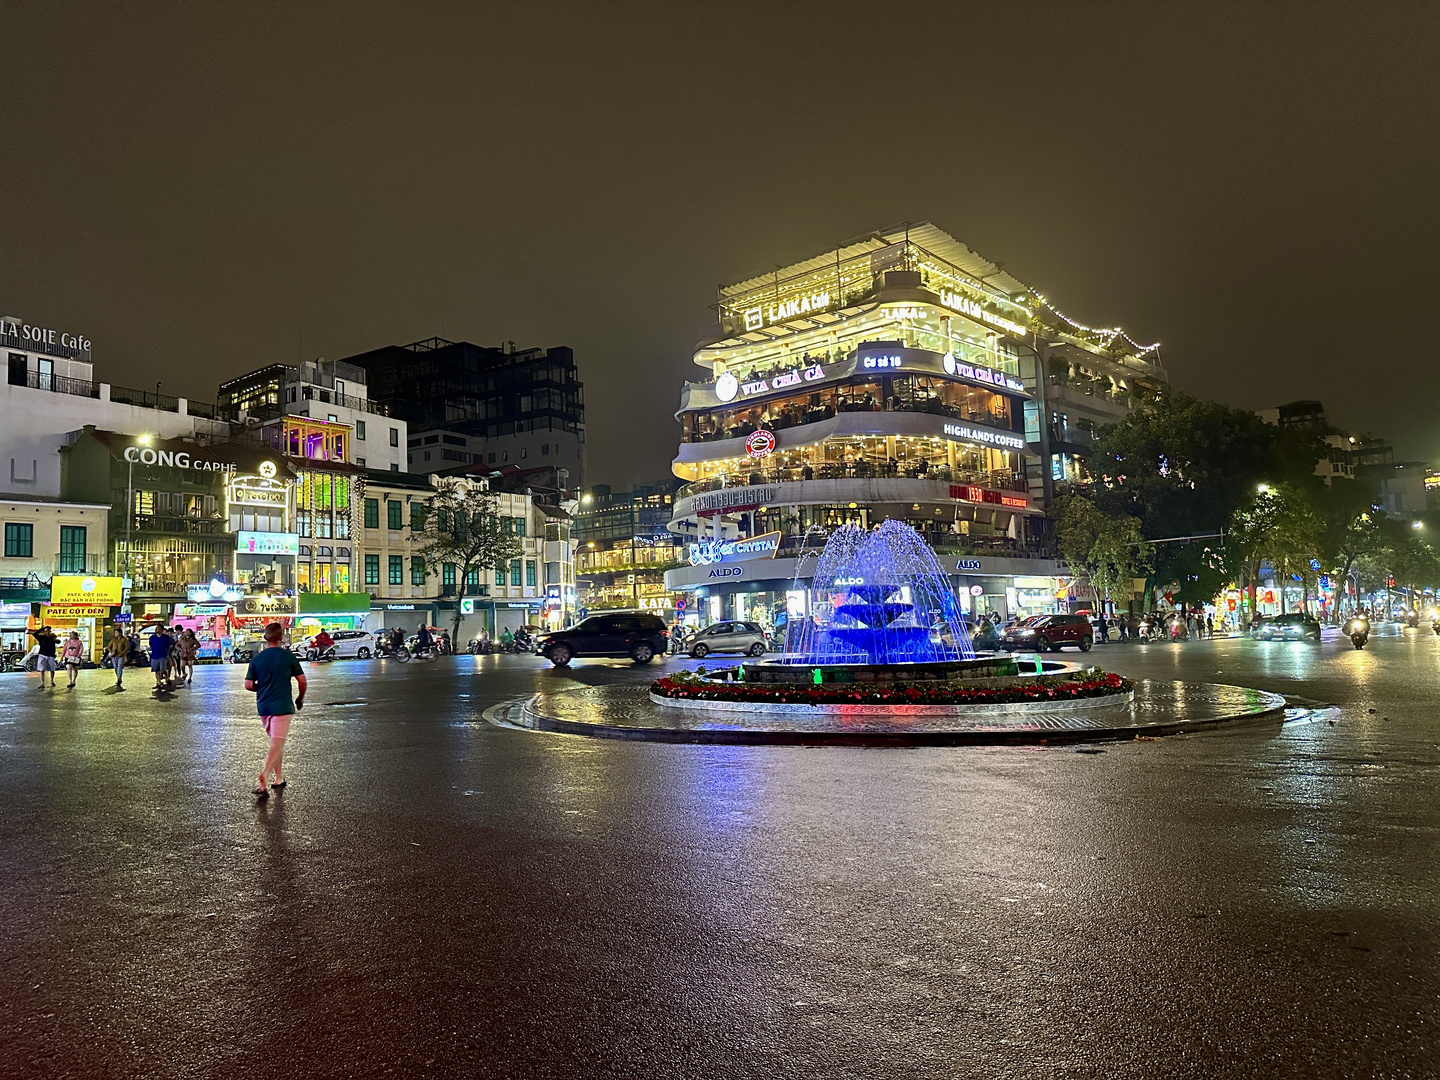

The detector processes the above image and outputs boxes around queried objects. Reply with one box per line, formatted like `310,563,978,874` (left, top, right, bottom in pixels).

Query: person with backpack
243,622,307,799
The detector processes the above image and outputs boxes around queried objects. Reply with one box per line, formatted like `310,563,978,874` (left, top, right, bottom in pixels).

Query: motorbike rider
310,627,336,657
415,623,434,655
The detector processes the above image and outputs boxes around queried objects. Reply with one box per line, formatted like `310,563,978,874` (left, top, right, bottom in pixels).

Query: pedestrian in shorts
148,625,173,690
29,625,58,689
243,621,307,799
60,631,84,689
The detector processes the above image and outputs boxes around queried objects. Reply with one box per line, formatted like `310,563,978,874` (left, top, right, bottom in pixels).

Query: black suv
1253,612,1322,642
538,613,669,667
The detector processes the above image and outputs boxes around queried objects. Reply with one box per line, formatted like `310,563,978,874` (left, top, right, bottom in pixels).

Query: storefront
297,592,372,634
41,575,125,660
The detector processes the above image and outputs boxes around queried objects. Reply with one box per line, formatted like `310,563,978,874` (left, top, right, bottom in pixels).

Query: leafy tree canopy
412,477,525,639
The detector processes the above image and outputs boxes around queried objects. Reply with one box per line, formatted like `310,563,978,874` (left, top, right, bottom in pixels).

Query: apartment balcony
50,553,107,575
8,369,99,398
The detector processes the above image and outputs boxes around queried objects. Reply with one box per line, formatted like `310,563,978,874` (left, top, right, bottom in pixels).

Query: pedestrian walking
1118,614,1129,642
107,627,130,690
149,625,173,691
177,628,198,684
1097,615,1110,644
29,625,58,689
61,632,84,689
243,621,306,799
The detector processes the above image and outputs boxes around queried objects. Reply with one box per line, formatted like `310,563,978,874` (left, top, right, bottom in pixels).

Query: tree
1087,392,1323,594
412,477,525,641
1315,478,1385,622
1227,483,1323,616
1053,496,1148,613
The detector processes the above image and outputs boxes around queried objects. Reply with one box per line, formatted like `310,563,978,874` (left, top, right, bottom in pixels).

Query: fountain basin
733,654,1019,685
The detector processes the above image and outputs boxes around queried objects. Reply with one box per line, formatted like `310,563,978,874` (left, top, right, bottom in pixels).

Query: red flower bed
651,669,1132,707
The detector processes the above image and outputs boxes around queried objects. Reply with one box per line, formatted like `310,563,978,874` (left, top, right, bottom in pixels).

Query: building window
328,414,338,423
387,501,402,530
356,457,365,467
509,559,521,586
488,452,496,463
364,554,380,586
389,555,403,585
410,502,426,531
424,451,431,461
501,450,508,461
4,522,33,558
390,428,399,447
520,448,527,458
390,464,399,472
364,498,379,529
525,560,536,587
495,563,505,586
58,525,87,573
542,444,550,455
356,420,366,441
515,517,526,537
443,563,456,588
411,557,426,586
465,566,479,587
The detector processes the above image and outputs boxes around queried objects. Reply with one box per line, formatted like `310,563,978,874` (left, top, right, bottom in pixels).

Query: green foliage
1227,483,1324,612
1053,496,1149,608
412,477,525,638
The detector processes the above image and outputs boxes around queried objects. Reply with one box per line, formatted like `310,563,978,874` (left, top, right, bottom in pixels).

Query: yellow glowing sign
743,290,833,331
49,576,124,605
938,289,1029,338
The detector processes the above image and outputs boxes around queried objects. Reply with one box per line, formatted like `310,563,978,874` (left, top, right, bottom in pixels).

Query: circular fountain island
490,520,1290,745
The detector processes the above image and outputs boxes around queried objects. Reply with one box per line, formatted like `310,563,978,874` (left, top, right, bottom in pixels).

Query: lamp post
125,435,152,582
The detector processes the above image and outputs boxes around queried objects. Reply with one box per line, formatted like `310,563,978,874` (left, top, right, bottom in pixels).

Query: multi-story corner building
355,469,576,638
339,338,585,490
573,480,683,619
664,222,1148,625
218,359,407,472
3,312,232,498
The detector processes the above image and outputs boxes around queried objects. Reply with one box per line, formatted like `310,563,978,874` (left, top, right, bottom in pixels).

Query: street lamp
125,435,151,581
1413,520,1425,530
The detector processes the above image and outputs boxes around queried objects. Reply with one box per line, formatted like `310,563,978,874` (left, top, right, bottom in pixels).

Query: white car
302,630,376,659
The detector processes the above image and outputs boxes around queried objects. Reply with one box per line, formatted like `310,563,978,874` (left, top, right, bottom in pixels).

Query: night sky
2,3,1437,485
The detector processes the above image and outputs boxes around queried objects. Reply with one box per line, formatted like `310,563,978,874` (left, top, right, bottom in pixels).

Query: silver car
689,620,768,658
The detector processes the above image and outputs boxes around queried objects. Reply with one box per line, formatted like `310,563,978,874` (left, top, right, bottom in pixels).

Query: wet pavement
1,625,1438,1077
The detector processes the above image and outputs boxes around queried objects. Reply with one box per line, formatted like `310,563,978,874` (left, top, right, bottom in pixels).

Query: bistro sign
0,318,91,358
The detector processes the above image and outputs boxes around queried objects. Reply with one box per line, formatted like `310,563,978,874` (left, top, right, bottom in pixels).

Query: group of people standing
102,624,199,691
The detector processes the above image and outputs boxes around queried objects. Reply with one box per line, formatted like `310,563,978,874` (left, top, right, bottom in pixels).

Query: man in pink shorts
243,622,307,799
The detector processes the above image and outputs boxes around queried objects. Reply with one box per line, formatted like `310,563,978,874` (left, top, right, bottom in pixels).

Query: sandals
270,780,287,789
253,786,270,799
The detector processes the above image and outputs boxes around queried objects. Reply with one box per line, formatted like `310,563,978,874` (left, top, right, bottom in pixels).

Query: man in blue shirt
243,622,307,799
148,626,173,690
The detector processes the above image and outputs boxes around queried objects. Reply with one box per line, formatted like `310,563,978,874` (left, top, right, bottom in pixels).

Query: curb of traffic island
483,692,1293,748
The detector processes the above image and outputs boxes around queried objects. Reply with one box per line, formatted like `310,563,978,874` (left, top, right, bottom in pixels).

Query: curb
488,692,1292,748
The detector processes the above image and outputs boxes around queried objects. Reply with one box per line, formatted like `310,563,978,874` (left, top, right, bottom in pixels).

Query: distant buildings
339,338,585,492
573,480,681,617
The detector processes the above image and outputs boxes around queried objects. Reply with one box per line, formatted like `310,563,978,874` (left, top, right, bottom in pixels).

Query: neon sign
744,290,833,330
745,430,776,459
942,423,1027,450
938,289,1029,338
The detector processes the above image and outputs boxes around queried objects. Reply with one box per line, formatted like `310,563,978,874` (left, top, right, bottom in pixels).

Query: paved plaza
2,628,1437,1077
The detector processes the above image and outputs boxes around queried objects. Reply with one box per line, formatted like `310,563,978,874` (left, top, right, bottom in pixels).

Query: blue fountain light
789,520,975,665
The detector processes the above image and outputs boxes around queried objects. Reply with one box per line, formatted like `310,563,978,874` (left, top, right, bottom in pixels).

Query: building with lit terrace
663,222,1167,628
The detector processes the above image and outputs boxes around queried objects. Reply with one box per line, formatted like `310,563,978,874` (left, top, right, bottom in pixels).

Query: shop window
389,555,403,585
364,554,380,586
525,560,536,587
4,522,33,558
411,557,426,586
509,559,521,587
387,501,402,530
364,498,379,529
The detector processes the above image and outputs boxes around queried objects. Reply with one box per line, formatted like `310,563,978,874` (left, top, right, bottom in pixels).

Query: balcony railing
686,400,1013,443
8,369,100,398
187,399,238,422
300,385,391,416
110,384,180,412
677,464,1027,501
51,553,107,575
128,515,230,536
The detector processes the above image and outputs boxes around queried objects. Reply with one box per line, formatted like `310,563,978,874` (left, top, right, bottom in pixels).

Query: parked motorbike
467,637,493,654
230,647,255,664
1346,617,1370,650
